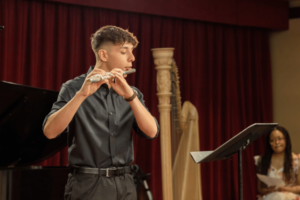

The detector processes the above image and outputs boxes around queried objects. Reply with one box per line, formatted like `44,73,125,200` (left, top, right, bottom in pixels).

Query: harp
152,48,203,200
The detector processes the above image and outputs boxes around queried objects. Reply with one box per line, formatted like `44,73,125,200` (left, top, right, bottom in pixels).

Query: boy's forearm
43,92,86,139
129,97,157,138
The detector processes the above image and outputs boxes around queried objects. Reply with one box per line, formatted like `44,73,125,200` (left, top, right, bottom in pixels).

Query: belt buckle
106,167,117,177
106,168,110,177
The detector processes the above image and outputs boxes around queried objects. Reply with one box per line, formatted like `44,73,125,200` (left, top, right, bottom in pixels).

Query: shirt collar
87,66,94,74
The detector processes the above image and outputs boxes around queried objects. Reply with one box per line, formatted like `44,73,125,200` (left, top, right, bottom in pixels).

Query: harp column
151,48,174,200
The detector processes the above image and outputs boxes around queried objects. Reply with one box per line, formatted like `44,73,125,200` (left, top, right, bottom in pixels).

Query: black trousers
64,173,137,200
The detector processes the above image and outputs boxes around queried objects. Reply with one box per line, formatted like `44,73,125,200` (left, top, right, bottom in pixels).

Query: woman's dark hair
259,126,292,185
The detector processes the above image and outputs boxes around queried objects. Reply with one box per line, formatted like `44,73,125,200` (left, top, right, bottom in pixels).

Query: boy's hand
108,68,134,98
78,68,108,97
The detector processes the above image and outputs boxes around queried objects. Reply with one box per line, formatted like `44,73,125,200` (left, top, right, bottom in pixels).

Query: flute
87,69,136,84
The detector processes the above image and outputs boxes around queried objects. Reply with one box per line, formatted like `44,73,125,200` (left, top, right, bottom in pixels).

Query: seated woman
254,126,300,200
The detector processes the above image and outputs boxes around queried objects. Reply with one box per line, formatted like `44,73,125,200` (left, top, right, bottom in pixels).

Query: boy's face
105,42,135,72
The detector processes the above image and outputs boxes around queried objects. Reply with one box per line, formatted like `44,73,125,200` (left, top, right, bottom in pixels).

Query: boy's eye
121,52,126,55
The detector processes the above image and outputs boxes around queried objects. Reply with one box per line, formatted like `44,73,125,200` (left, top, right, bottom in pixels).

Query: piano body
0,81,70,200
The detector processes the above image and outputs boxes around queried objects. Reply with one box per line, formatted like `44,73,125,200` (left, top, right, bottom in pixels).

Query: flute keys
87,74,103,84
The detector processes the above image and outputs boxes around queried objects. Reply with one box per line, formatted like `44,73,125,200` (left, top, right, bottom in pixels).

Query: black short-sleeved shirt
43,66,159,168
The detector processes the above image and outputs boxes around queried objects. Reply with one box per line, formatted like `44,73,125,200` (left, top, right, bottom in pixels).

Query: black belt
72,166,131,177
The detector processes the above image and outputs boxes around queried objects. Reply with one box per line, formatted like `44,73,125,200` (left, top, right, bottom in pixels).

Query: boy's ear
98,49,108,62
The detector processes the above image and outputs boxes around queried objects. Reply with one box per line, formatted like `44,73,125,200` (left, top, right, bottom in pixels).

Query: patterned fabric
254,154,300,200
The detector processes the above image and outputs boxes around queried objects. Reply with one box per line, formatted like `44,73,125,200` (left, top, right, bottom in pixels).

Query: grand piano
0,81,70,200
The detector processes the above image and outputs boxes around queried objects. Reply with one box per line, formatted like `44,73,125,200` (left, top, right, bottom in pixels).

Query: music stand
190,123,278,200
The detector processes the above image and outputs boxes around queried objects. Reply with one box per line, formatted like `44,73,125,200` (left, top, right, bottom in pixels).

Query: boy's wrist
124,89,137,101
123,91,133,99
76,91,88,101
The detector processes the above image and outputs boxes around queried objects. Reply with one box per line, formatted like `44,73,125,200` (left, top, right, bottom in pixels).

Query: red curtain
46,0,289,30
0,0,273,199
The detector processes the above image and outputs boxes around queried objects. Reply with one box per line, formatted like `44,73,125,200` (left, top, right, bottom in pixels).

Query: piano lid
0,81,67,167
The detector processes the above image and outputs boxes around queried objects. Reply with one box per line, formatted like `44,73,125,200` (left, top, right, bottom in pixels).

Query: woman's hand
278,186,300,193
264,185,278,194
278,186,290,192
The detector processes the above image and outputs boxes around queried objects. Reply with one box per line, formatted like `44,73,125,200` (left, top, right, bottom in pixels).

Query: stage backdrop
45,0,289,30
0,0,273,199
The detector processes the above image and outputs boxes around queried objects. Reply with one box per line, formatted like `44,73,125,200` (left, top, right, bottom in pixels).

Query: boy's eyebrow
120,46,134,50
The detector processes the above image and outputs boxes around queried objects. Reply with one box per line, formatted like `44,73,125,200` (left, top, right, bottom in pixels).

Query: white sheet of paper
257,174,285,188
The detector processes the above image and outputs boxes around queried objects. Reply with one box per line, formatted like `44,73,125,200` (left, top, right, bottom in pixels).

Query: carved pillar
151,48,174,200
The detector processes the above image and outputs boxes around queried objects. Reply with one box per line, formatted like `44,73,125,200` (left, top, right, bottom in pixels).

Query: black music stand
190,123,278,200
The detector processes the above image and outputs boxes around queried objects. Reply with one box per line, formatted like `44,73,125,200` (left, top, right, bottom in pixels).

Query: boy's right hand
78,68,108,97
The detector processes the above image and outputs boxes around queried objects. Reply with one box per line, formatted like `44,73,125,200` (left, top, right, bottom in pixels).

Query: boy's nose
128,53,135,62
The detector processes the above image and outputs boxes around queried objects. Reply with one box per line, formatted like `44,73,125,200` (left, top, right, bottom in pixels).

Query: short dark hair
91,25,139,62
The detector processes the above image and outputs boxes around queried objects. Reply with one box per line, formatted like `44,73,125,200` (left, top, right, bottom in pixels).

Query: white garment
254,154,300,200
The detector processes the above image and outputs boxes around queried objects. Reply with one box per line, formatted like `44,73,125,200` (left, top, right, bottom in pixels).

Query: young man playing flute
43,25,159,200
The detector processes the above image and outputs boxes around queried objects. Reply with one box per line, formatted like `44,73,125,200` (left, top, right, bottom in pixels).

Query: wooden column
151,48,174,200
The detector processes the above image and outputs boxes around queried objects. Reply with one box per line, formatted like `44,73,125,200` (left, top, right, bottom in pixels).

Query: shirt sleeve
42,84,74,138
254,155,261,166
292,153,300,175
132,87,159,139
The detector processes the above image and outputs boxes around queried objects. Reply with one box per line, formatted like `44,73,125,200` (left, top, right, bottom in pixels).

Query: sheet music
256,174,285,188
